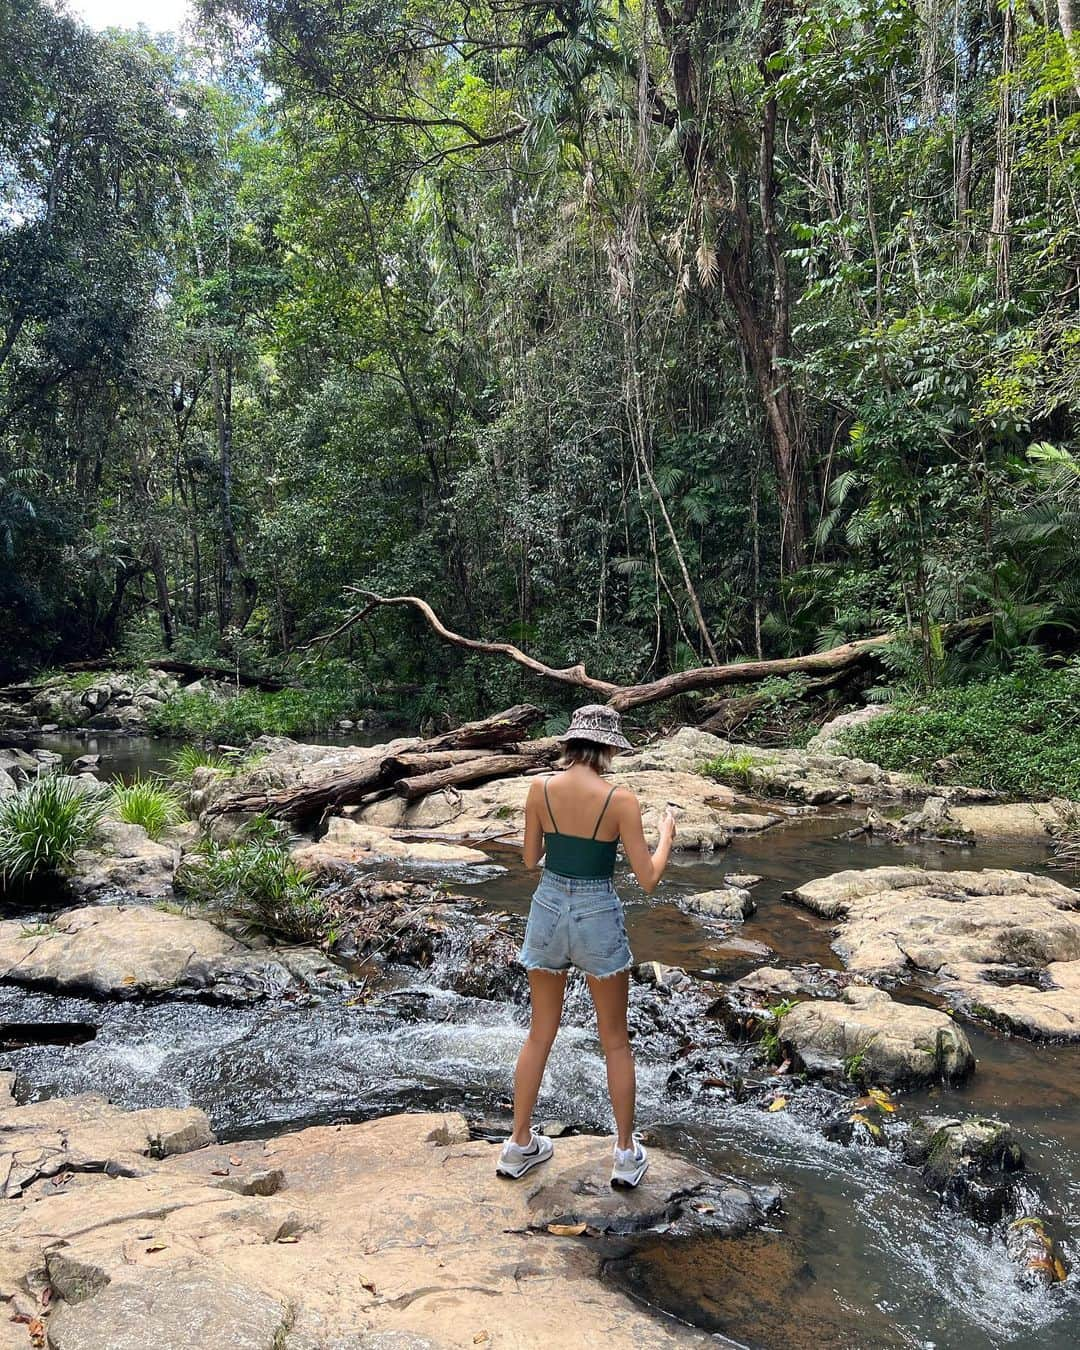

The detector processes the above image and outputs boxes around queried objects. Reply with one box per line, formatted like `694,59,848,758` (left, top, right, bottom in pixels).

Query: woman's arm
616,790,675,894
522,778,546,869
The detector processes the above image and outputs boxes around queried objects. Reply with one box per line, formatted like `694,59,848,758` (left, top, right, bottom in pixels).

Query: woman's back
540,767,619,880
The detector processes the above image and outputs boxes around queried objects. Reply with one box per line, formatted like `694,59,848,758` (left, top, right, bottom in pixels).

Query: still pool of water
1,734,1078,1347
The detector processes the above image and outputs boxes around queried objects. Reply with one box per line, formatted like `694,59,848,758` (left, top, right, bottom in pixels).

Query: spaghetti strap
590,785,618,839
542,775,559,832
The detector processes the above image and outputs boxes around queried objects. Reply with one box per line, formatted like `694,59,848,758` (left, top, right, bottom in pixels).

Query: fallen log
204,704,547,826
341,592,998,712
394,753,538,801
697,671,851,736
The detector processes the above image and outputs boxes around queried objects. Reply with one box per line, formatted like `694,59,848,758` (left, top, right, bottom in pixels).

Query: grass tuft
109,776,185,840
0,776,106,886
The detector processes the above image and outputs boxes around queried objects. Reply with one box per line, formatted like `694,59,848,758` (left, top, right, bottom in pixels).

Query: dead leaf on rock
145,1244,168,1253
28,1317,45,1349
473,1334,489,1345
361,1280,377,1295
210,1168,229,1176
276,1234,300,1244
546,1222,586,1237
229,1155,243,1166
767,1096,787,1112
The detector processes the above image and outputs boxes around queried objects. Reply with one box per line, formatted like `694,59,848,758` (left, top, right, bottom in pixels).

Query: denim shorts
518,871,633,979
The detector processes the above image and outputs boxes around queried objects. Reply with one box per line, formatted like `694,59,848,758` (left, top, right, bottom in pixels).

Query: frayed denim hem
586,957,633,981
519,957,632,980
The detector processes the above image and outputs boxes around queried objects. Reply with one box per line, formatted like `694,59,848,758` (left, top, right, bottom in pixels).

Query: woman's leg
586,970,634,1150
511,969,567,1145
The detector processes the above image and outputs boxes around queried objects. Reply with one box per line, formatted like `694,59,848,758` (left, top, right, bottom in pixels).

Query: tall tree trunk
1060,0,1080,100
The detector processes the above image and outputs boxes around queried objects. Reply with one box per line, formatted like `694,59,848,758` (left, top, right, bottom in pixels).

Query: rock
0,746,42,785
778,985,975,1086
729,966,805,998
0,1104,766,1347
0,904,344,1004
0,1068,16,1105
805,704,892,751
304,816,493,867
677,886,755,920
69,819,177,898
854,796,976,844
358,767,740,852
46,1271,290,1350
904,1116,1024,1225
0,767,14,798
785,866,1080,1038
725,873,762,888
943,958,1080,1039
0,1093,213,1197
634,960,693,990
949,801,1065,844
40,722,59,733
1005,1215,1069,1287
212,1167,286,1197
0,905,242,997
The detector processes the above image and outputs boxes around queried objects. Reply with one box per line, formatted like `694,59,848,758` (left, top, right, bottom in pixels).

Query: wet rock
0,1093,213,1197
785,866,1080,1038
778,985,974,1087
45,1249,112,1304
1005,1215,1069,1287
941,958,1080,1039
69,754,101,774
69,819,177,898
725,873,762,888
46,1271,290,1350
634,960,693,991
677,886,755,921
844,796,975,844
0,1068,15,1105
904,1116,1024,1225
0,766,14,798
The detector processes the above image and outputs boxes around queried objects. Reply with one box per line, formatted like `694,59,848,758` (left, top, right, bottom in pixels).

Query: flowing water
2,736,1078,1348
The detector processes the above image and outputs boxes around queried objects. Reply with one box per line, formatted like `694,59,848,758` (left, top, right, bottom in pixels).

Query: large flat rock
0,1093,213,1197
0,1104,775,1347
785,866,1080,1039
0,904,241,997
69,819,177,899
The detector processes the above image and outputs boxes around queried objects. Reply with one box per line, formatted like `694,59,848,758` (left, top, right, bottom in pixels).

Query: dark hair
559,738,615,773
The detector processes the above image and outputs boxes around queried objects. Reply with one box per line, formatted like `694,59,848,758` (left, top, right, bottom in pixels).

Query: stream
2,736,1078,1348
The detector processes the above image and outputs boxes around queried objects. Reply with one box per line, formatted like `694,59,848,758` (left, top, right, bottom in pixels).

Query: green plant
175,818,325,943
109,776,185,839
840,653,1080,798
1049,798,1080,869
0,776,106,886
166,745,233,779
150,684,365,743
699,751,761,789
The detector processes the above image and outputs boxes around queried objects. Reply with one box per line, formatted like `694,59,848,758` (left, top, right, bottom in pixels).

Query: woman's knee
597,1026,631,1059
527,1022,559,1054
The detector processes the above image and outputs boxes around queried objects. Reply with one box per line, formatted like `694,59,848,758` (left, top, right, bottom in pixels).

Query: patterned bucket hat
556,703,632,751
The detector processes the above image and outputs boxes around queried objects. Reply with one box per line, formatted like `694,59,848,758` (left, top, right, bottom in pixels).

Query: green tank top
542,777,619,880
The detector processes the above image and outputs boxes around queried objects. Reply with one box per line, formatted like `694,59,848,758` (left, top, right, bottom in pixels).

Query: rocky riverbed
0,720,1078,1346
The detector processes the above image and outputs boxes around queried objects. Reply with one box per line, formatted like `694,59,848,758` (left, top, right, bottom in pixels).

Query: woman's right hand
661,806,679,838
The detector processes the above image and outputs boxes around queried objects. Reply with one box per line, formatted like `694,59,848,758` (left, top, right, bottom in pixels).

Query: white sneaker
611,1137,649,1188
496,1129,553,1179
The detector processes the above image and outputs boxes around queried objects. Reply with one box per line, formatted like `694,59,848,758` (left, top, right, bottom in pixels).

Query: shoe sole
611,1158,649,1189
496,1149,552,1180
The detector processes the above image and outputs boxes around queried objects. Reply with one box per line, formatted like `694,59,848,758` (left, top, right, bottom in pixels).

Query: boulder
0,767,14,799
69,819,177,898
778,985,975,1086
677,886,755,921
805,704,892,752
69,754,101,774
785,866,1080,1039
949,801,1065,845
0,1093,213,1197
0,746,41,786
0,904,243,998
0,1103,768,1348
903,1116,1024,1225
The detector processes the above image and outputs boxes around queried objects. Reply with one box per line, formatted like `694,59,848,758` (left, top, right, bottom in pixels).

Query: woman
497,704,677,1188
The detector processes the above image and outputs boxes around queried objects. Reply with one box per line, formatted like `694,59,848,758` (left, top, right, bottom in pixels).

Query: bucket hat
556,703,632,750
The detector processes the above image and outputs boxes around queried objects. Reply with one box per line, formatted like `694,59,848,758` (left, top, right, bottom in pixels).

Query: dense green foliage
109,777,185,840
0,776,105,886
175,818,326,942
839,655,1080,798
3,0,1079,723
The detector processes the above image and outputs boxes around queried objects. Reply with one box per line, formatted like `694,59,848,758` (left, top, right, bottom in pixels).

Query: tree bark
394,753,540,800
